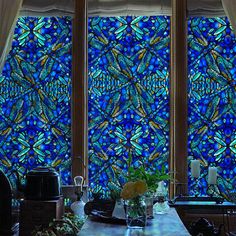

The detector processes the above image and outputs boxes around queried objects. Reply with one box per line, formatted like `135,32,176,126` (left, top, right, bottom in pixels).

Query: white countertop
79,207,190,236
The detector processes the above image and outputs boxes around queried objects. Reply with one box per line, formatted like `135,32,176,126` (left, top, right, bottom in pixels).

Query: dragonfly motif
88,16,170,192
0,16,72,185
188,16,236,196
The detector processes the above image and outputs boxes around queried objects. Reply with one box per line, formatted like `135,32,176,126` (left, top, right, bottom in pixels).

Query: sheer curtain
21,0,74,16
188,0,224,16
88,0,225,16
0,0,23,72
221,0,236,33
88,0,171,16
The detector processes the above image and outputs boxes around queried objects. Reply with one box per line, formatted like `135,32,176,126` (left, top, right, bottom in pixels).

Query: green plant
126,152,170,193
109,187,122,201
32,213,86,236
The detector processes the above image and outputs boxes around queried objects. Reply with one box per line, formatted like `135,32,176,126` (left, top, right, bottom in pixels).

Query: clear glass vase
126,196,147,229
145,194,154,219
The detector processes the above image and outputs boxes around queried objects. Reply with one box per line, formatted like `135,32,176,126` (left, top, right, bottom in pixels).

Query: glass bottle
154,181,169,214
70,192,85,218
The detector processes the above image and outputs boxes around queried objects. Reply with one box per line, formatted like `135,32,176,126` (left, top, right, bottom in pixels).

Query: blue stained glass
88,16,170,194
0,17,72,184
188,17,236,196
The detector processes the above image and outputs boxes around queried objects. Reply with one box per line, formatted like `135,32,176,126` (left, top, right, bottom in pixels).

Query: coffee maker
0,170,19,236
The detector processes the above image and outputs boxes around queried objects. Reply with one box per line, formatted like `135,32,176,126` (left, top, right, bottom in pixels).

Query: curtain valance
88,0,171,16
20,0,226,17
20,0,227,17
21,0,74,16
88,0,225,17
188,0,225,16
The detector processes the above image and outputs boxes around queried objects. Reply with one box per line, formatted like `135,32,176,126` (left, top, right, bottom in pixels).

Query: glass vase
126,196,147,229
145,194,154,219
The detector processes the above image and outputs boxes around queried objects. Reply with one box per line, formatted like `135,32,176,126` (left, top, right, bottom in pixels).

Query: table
79,208,190,236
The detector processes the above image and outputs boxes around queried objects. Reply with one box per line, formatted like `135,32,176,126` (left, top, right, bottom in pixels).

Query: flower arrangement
121,180,148,228
106,152,170,202
121,152,170,196
121,180,147,200
117,153,170,228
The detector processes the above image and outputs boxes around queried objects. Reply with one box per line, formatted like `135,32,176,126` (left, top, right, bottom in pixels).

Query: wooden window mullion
72,0,88,183
169,0,188,198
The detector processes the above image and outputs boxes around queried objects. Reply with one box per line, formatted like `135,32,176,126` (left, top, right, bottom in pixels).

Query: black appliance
24,167,61,200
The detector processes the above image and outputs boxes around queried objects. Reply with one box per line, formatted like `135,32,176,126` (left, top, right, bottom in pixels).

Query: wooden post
169,0,188,198
72,0,88,183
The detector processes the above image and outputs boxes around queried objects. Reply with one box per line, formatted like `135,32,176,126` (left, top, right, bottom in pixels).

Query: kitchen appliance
18,167,63,236
24,167,61,200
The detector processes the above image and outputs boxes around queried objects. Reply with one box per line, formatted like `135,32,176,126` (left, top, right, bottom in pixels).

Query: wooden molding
72,0,88,182
169,0,188,198
71,0,189,192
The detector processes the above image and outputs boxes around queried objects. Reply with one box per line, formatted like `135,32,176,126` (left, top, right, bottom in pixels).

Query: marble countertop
79,208,190,236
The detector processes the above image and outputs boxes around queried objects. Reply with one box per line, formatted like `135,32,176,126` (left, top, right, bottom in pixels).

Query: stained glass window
88,16,170,193
0,17,72,184
188,17,236,196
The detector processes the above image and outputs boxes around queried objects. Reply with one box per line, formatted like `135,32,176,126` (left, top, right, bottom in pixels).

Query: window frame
73,0,189,195
72,0,88,182
169,0,188,197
